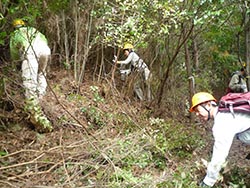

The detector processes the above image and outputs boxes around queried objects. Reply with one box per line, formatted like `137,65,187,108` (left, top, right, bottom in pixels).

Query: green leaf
0,150,8,156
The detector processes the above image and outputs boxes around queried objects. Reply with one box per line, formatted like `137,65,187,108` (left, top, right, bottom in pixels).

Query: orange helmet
190,92,216,112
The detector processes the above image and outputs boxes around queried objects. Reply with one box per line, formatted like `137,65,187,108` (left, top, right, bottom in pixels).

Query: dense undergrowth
0,66,250,188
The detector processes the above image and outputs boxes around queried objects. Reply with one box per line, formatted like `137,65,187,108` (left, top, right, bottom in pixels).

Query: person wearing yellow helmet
9,18,53,132
123,43,134,50
10,18,50,97
114,43,152,101
190,92,217,121
12,19,25,28
190,92,250,187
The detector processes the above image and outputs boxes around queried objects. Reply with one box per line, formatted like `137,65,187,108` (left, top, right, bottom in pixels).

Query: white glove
241,85,247,89
144,68,150,81
120,69,131,75
241,85,248,92
112,55,117,63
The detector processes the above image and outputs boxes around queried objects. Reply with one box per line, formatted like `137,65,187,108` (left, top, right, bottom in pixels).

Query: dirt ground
1,67,250,187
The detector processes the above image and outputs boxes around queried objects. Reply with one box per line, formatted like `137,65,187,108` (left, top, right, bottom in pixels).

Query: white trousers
237,128,250,144
22,43,51,99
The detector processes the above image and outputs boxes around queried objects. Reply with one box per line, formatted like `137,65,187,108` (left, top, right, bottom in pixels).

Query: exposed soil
1,67,250,188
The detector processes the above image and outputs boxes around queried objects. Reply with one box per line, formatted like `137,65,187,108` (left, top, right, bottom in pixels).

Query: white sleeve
119,53,133,65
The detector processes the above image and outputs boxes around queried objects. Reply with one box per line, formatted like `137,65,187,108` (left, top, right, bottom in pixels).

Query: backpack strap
228,104,235,118
238,75,242,84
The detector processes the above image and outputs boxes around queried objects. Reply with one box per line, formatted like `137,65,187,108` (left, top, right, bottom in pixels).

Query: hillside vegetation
1,65,250,187
1,0,250,187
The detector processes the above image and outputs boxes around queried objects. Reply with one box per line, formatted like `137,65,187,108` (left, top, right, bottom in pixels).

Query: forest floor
1,66,250,188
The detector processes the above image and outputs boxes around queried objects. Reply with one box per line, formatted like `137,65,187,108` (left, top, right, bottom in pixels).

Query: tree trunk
62,11,70,69
184,27,195,122
73,0,79,81
192,32,199,70
156,24,194,107
78,9,92,85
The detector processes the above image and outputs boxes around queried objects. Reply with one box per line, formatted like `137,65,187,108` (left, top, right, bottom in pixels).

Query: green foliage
81,106,105,127
194,71,214,93
4,0,43,24
1,0,250,187
108,168,153,188
62,61,71,70
0,32,7,45
72,86,105,128
94,0,186,48
90,86,104,103
24,98,53,132
47,0,70,13
114,113,136,134
201,49,239,92
66,93,85,102
150,118,204,159
211,50,239,78
157,166,199,188
116,138,152,169
0,150,8,156
98,131,158,187
205,27,238,53
225,167,250,187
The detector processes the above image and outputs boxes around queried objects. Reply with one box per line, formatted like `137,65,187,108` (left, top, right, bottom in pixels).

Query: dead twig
6,159,64,180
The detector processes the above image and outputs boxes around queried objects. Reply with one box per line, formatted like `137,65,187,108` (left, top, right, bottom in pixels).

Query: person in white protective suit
115,43,152,101
10,19,53,132
190,92,250,187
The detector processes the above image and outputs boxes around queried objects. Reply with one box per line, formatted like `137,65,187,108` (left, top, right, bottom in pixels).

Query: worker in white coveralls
190,92,250,187
10,19,53,132
114,43,152,101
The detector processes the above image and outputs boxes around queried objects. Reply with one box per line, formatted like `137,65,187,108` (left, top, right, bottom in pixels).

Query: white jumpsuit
10,26,51,99
203,109,250,186
118,51,151,101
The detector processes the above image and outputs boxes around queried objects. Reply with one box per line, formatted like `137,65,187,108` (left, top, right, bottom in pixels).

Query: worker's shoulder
130,51,140,58
232,71,240,76
230,72,240,79
17,26,41,34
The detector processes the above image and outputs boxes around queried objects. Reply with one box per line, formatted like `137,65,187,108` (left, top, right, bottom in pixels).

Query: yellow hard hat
190,92,216,112
12,19,25,28
242,62,246,69
123,43,134,50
